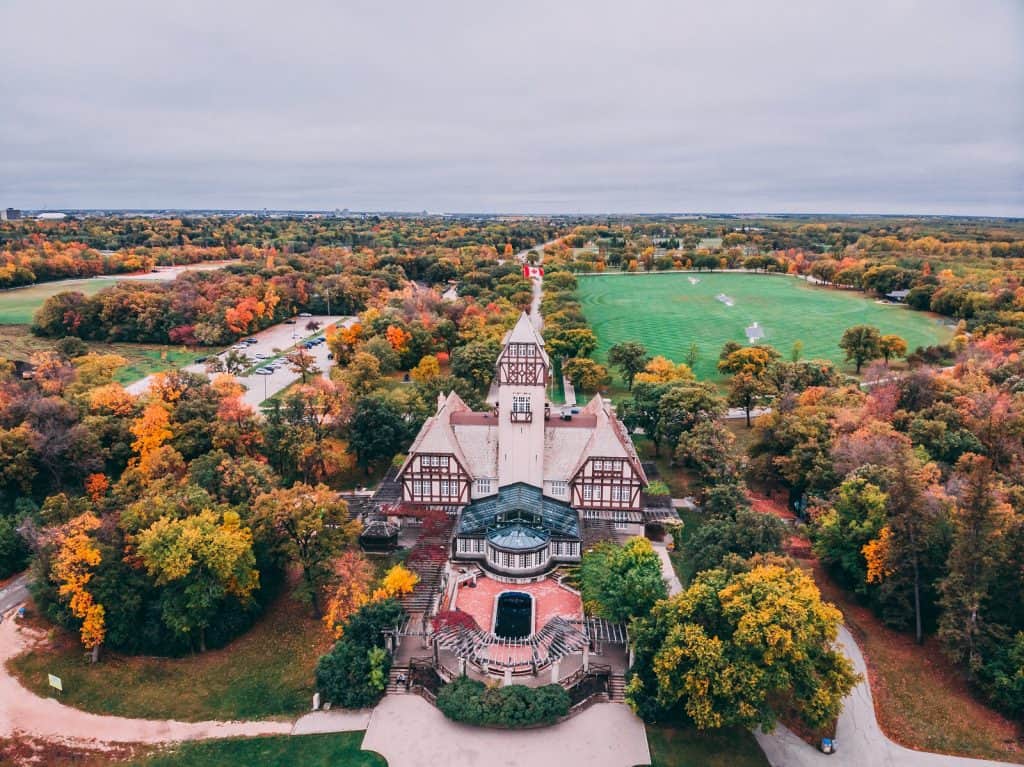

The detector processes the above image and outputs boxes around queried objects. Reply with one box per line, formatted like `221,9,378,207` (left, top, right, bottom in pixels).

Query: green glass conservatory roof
487,523,549,551
458,483,580,539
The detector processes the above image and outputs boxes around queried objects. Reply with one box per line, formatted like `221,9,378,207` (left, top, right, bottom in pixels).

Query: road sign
48,674,62,692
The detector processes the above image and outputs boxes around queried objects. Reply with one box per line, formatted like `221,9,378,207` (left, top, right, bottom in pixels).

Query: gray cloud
1,0,1021,214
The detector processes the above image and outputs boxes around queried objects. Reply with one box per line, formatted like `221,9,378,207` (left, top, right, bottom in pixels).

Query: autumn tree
879,334,908,366
866,448,947,643
730,370,775,428
633,356,694,385
607,341,650,390
340,351,384,396
811,476,888,593
839,325,883,373
135,509,258,652
717,345,780,378
130,402,172,472
627,563,857,730
562,357,610,394
253,484,361,616
50,513,106,661
323,550,376,637
286,348,321,384
372,563,419,601
410,355,441,383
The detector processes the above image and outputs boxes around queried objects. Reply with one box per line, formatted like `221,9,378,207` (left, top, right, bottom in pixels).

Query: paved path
0,573,29,616
651,541,683,596
754,626,1011,767
362,694,650,767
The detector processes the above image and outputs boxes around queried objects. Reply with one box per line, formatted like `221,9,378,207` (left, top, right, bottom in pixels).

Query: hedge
436,676,570,727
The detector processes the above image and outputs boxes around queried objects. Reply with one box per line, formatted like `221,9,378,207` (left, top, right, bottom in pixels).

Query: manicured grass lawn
647,723,768,767
0,324,203,385
805,559,1023,763
0,278,122,324
130,733,385,767
9,575,332,721
577,273,952,380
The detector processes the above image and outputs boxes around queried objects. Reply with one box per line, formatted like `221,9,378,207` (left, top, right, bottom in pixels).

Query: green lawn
131,733,386,767
0,278,122,324
647,724,768,767
0,324,202,385
578,273,952,380
9,577,331,721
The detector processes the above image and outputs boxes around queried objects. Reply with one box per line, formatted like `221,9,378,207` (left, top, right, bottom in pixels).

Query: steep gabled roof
500,312,550,367
567,394,647,484
398,391,473,475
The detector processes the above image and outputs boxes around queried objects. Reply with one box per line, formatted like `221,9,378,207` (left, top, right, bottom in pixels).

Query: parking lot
126,315,354,409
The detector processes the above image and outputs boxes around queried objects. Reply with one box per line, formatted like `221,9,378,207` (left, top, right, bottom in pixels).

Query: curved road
754,625,1012,767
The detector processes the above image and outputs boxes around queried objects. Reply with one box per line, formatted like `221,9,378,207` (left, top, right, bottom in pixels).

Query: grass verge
8,574,331,721
129,733,385,767
647,723,768,767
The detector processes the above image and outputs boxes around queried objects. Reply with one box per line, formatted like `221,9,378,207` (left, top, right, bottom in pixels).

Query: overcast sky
1,0,1021,215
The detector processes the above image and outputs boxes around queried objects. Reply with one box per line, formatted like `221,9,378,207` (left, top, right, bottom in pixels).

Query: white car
254,354,269,360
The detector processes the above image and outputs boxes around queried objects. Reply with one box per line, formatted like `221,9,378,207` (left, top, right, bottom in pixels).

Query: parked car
327,353,334,360
299,312,312,317
255,368,272,375
194,356,208,364
244,337,259,345
284,319,296,325
254,354,269,360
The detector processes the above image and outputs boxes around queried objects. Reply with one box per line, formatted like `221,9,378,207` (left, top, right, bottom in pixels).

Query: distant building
36,212,66,220
4,208,21,221
886,289,910,303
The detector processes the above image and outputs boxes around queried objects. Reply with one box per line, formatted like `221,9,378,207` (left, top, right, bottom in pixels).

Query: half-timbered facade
397,312,647,577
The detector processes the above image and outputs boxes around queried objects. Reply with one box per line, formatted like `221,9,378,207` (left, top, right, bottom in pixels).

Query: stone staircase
608,673,627,703
386,665,411,694
400,518,453,614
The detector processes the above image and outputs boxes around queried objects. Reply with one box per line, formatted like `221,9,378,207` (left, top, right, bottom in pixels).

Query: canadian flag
523,265,544,279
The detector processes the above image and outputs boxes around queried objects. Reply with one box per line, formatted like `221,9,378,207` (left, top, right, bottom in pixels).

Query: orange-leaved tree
51,512,106,662
323,550,376,638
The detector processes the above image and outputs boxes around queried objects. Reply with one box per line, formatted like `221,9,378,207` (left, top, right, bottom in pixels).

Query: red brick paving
451,575,583,636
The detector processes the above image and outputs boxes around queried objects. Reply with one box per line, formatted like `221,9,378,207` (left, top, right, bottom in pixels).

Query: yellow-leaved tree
135,509,258,652
372,563,419,601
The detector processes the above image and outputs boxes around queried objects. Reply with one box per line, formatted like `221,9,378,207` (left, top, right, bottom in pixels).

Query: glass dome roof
486,522,549,551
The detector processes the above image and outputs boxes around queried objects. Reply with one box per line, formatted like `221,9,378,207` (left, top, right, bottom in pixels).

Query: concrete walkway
362,694,650,767
754,625,1011,767
651,541,683,596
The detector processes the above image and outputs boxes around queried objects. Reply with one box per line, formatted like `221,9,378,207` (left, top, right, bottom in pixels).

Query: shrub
645,480,671,497
436,677,570,727
315,598,405,709
316,639,391,708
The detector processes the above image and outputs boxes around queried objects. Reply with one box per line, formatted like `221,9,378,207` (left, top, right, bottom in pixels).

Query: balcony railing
510,409,533,423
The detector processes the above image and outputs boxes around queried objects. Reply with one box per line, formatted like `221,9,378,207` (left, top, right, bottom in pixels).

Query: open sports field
0,277,121,324
577,273,952,380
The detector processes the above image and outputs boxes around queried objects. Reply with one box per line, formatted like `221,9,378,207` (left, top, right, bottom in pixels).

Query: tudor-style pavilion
396,312,648,578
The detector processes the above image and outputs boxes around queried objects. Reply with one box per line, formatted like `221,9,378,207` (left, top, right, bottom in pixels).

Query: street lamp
314,287,332,317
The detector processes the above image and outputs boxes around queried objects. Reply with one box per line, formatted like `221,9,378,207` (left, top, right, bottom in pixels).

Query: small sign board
48,674,62,692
